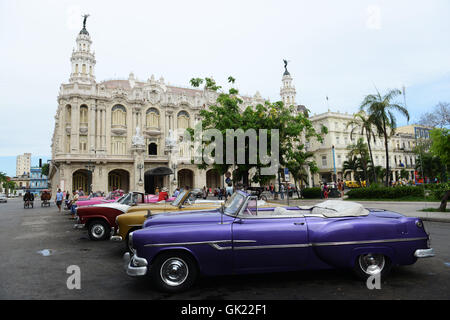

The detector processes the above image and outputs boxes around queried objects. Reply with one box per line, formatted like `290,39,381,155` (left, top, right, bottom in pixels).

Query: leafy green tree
428,128,450,211
188,76,326,187
41,163,49,177
343,156,359,180
360,89,409,186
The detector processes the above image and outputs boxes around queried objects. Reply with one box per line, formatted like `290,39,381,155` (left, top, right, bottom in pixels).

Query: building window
335,135,340,145
65,135,71,153
322,155,327,167
177,111,190,129
146,108,160,128
111,136,126,155
80,105,88,125
112,105,126,126
148,143,157,156
82,64,86,74
79,135,88,153
337,155,342,166
65,105,72,125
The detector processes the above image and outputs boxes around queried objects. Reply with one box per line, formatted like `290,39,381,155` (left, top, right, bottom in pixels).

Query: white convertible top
305,200,369,217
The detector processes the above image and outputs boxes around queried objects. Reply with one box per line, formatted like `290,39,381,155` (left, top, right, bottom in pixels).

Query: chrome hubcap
160,258,189,287
92,224,105,238
359,254,385,275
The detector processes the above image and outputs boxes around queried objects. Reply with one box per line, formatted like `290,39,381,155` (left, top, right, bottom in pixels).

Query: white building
308,110,418,185
16,153,31,176
48,19,266,196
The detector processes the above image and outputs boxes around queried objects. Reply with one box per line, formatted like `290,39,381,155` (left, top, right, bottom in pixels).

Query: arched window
177,111,190,129
82,64,86,74
80,105,88,125
146,108,160,128
148,143,157,156
65,105,72,125
75,64,79,74
111,105,126,126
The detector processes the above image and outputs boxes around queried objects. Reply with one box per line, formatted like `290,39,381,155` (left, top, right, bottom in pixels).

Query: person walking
158,187,169,202
71,191,79,219
55,189,64,212
202,186,208,200
323,183,329,199
280,183,285,200
226,183,233,200
338,179,344,198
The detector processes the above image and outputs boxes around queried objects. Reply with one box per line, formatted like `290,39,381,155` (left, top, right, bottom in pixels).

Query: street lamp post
137,164,144,183
85,150,96,195
332,145,337,183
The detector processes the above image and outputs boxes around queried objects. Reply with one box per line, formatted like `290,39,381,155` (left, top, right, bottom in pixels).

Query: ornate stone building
48,21,266,196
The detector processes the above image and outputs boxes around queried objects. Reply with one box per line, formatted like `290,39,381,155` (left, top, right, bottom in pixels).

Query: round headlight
416,220,423,228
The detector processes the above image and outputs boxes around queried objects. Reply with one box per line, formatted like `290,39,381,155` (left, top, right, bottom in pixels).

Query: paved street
0,198,449,300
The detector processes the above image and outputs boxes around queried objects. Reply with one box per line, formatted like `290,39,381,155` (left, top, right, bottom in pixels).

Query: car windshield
171,190,189,207
117,193,132,205
223,192,246,216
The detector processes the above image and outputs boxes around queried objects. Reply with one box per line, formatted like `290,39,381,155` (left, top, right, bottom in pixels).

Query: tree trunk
440,190,450,212
384,131,390,187
366,133,377,184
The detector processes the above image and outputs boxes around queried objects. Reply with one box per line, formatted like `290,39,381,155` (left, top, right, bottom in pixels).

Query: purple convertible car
124,191,434,292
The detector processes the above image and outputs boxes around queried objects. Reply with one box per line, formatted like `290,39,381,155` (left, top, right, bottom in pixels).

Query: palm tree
360,89,410,186
346,112,379,183
343,156,359,180
347,138,370,184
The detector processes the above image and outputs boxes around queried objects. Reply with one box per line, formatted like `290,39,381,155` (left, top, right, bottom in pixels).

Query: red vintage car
74,192,147,240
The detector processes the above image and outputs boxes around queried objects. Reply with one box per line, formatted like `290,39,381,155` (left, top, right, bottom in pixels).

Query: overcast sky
1,0,450,175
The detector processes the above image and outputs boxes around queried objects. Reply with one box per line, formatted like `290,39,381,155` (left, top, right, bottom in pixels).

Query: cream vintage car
111,190,225,251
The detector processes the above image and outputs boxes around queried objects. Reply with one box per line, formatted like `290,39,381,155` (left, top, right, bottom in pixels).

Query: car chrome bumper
110,235,123,242
414,248,435,258
73,223,85,229
123,252,148,276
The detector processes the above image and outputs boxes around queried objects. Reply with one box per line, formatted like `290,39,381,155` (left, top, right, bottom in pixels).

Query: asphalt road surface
0,198,449,300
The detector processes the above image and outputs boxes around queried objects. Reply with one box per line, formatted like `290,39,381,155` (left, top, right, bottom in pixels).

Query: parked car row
70,190,434,293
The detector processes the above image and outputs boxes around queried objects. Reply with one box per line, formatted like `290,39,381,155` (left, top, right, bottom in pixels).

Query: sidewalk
267,197,450,223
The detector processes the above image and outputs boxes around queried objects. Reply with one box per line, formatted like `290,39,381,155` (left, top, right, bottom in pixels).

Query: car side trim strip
143,237,427,250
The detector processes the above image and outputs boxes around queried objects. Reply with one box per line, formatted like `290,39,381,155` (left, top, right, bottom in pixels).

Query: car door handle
294,222,305,226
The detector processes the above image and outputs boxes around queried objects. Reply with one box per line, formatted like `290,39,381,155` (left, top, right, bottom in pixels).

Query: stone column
71,103,79,153
307,166,312,188
131,146,145,193
90,104,96,152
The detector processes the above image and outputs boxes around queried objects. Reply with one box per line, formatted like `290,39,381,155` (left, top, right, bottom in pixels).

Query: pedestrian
280,183,285,200
158,187,169,202
274,183,279,200
173,188,180,198
323,183,329,199
202,186,208,199
71,191,79,219
226,183,233,199
338,179,344,198
55,188,64,212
